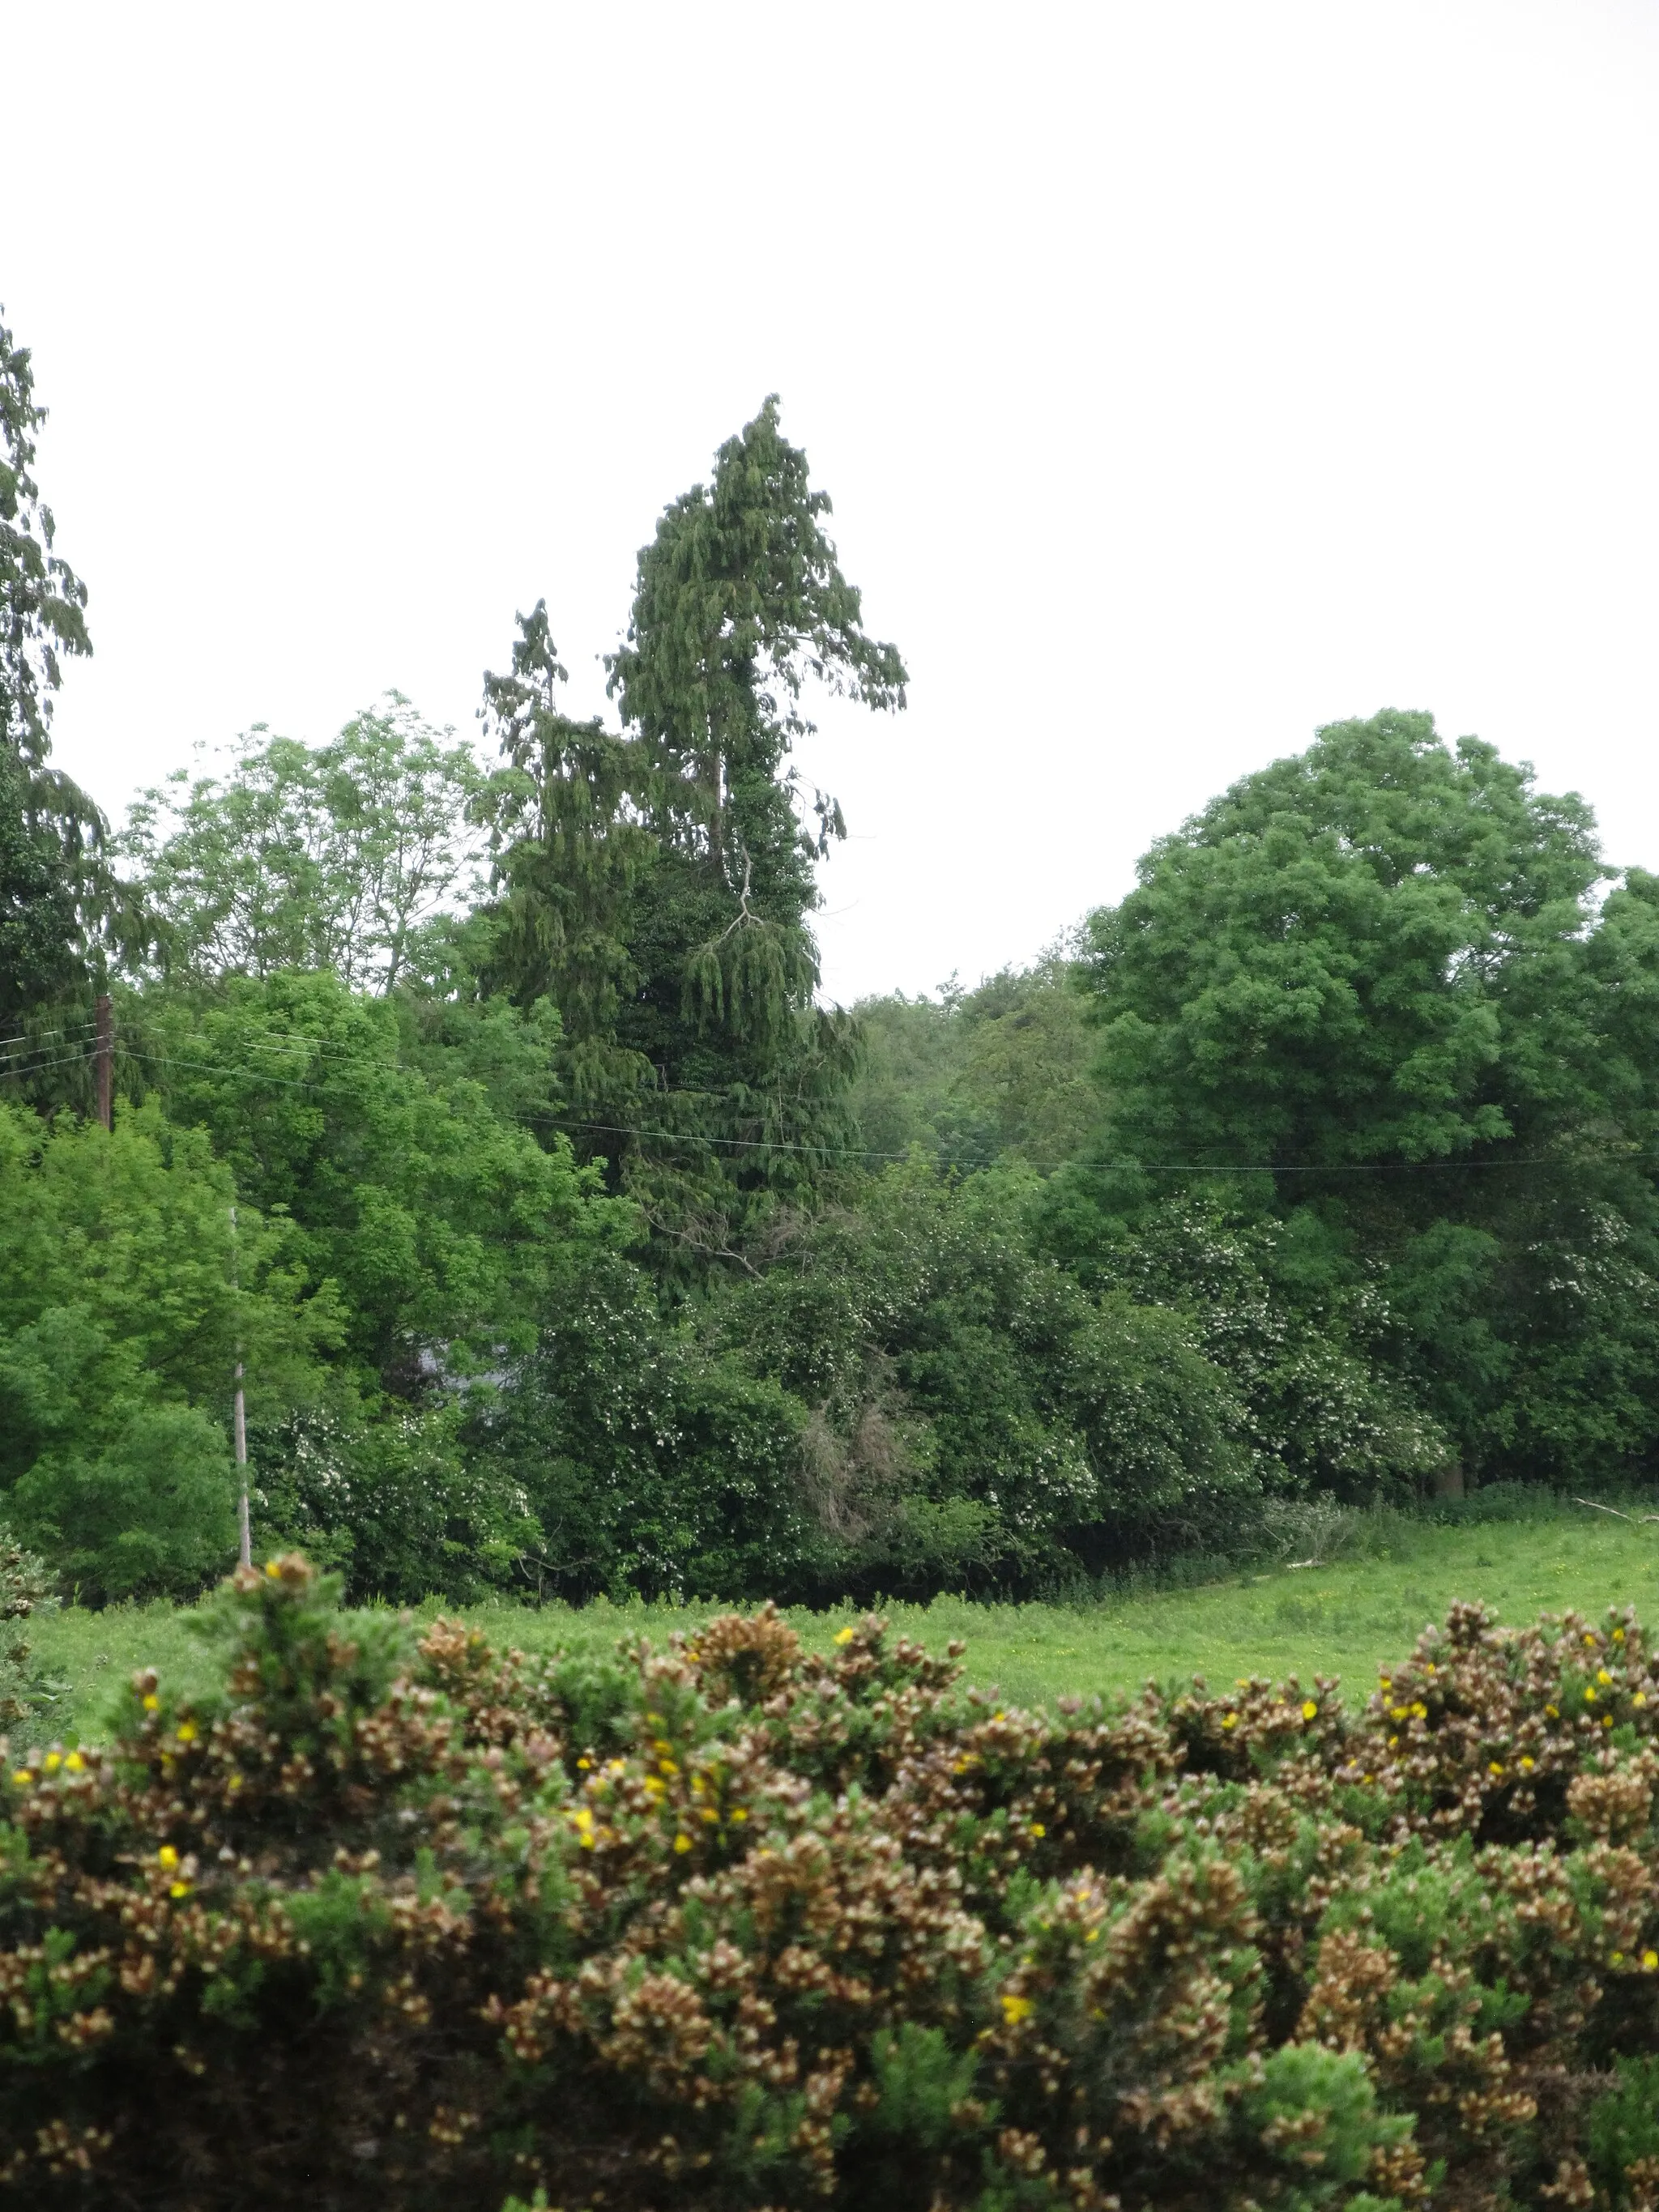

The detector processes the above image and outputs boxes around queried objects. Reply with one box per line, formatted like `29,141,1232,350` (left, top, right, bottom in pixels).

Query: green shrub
15,1569,1659,2205
0,1526,54,1726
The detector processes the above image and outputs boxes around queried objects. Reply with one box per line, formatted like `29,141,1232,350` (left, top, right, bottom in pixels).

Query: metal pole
230,1204,251,1567
94,994,113,1131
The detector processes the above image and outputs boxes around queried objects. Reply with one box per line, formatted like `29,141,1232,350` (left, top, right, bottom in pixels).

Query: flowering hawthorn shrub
8,1569,1659,2209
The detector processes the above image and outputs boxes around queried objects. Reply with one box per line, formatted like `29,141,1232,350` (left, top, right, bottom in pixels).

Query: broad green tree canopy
1080,709,1621,1174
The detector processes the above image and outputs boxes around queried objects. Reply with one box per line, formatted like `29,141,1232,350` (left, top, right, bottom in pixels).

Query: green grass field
29,1504,1659,1743
28,1502,1659,1744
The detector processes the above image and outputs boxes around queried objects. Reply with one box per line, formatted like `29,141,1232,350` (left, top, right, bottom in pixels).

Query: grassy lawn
28,1505,1659,1744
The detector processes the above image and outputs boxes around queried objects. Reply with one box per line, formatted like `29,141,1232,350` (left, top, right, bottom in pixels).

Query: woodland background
8,309,1659,1610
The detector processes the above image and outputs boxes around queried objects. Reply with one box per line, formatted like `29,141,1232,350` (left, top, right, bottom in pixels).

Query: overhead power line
519,1112,1659,1178
0,1016,100,1057
121,1047,321,1090
80,1030,1659,1181
0,1043,100,1080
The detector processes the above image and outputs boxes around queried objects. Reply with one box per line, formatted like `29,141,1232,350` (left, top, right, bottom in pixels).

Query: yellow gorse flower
1000,1993,1032,2025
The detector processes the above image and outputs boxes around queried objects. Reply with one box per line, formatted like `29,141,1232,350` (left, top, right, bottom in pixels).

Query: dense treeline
7,303,1659,1606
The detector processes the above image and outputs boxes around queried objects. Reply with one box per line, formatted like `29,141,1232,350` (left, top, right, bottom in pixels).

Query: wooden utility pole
94,994,113,1131
234,1358,250,1567
230,1204,251,1568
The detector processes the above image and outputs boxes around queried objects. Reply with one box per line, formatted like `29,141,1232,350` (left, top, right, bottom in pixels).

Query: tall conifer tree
483,400,906,1269
480,601,656,1133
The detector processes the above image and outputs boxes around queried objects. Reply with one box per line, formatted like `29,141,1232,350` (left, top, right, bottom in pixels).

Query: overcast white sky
6,2,1659,1003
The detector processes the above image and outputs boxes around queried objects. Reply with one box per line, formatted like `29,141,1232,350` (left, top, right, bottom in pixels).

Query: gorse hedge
11,1564,1659,2207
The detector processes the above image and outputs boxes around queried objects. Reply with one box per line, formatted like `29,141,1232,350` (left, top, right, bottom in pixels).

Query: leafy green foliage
245,1395,539,1605
1057,710,1659,1491
102,970,642,1601
28,364,1659,1607
15,1567,1659,2206
1586,2056,1659,2208
479,399,908,1268
124,968,615,1391
484,1247,814,1599
1076,710,1610,1174
0,737,85,1034
0,309,145,1059
119,699,485,991
0,1526,54,1725
0,1103,317,1598
0,309,88,771
704,1162,1252,1588
851,947,1097,1170
477,599,657,1125
606,399,905,1255
1103,1196,1450,1497
608,393,906,881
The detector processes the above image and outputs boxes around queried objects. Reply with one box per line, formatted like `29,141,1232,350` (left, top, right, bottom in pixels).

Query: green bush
14,1568,1659,2205
0,1526,55,1726
249,1394,539,1604
704,1163,1253,1592
484,1249,816,1600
